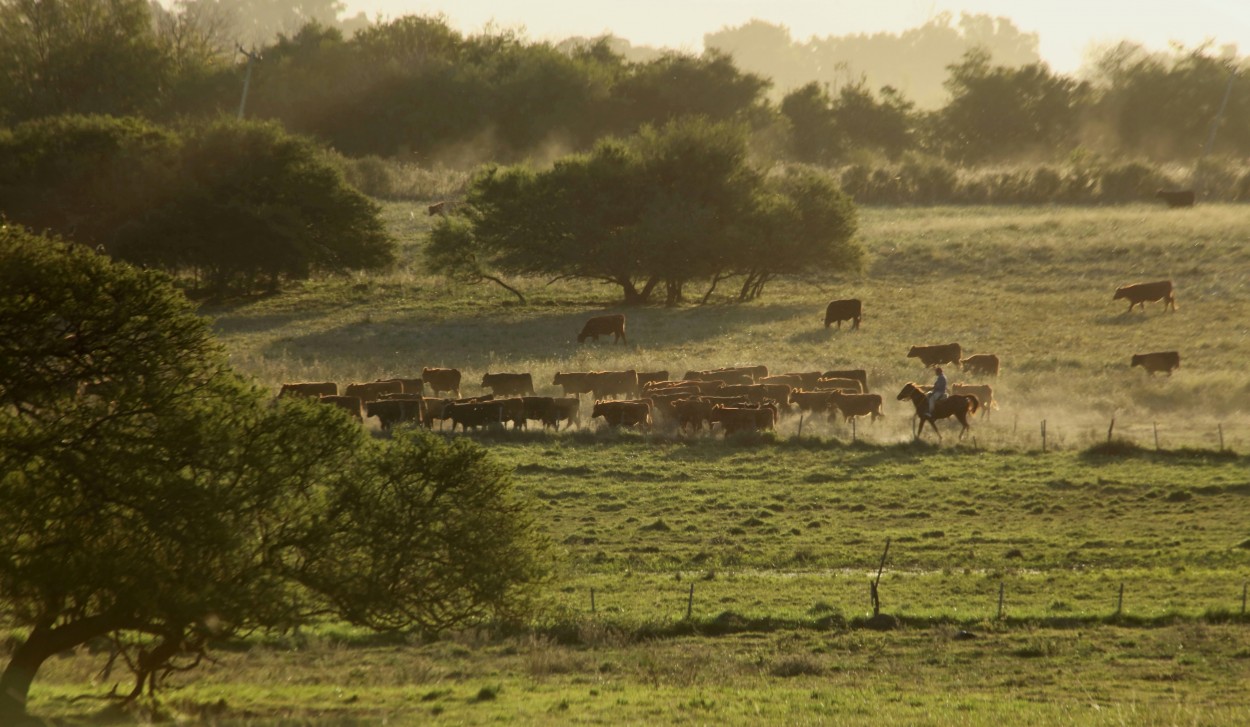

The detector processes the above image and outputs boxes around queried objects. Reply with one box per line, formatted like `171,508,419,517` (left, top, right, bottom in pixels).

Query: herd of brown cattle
279,281,1180,439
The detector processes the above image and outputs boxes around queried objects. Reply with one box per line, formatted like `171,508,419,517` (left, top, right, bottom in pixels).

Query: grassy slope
27,204,1250,724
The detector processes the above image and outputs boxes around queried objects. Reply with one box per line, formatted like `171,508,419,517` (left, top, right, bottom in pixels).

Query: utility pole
237,45,261,120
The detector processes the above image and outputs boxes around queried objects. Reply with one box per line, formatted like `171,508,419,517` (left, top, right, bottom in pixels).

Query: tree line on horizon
2,0,1248,170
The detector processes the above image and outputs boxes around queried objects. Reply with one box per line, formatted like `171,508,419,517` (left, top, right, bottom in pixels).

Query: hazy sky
340,0,1250,74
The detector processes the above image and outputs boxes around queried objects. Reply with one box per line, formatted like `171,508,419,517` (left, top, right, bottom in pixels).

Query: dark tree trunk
480,275,526,304
664,279,684,307
621,275,660,305
700,272,729,305
0,613,126,721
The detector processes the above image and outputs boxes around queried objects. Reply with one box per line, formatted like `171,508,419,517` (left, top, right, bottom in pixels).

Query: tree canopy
427,118,861,305
0,225,544,720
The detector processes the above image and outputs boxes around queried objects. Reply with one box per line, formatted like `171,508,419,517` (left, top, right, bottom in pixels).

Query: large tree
427,118,861,305
0,225,543,721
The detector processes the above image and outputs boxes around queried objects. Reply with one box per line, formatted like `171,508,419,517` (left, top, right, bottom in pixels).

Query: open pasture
27,204,1250,724
211,203,1250,449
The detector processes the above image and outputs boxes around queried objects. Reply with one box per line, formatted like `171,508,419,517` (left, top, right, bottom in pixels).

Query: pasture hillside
211,203,1250,448
24,204,1250,726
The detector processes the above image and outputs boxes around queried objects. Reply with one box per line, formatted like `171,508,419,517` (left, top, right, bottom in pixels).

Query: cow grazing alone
907,343,962,368
1155,189,1195,208
279,382,338,398
959,354,1000,377
421,367,462,397
578,314,627,344
824,299,862,329
1114,280,1176,313
1131,351,1181,375
481,372,535,397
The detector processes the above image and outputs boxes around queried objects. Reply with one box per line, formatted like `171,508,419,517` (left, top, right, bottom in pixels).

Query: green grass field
23,204,1250,724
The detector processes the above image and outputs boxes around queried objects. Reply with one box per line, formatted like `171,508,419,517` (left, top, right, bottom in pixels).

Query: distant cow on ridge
578,314,626,344
824,299,862,329
1114,280,1176,313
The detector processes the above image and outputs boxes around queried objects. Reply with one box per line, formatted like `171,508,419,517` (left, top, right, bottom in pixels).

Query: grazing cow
481,372,535,397
589,370,640,400
821,369,869,391
1114,280,1177,313
709,405,776,435
279,382,338,398
959,354,1000,377
318,395,365,420
366,398,425,431
421,367,462,398
824,298,862,329
345,380,404,401
552,371,596,398
578,314,627,344
897,383,979,440
814,377,864,393
1131,351,1181,375
827,391,884,423
591,399,652,428
1155,189,1195,208
907,343,962,368
951,384,997,418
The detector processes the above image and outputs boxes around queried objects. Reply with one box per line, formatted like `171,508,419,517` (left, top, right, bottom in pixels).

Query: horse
896,382,980,441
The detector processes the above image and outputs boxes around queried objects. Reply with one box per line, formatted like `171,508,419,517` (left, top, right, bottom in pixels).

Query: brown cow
446,400,507,432
481,372,535,397
1155,189,1194,208
552,372,595,398
789,390,836,414
589,370,640,400
345,380,404,401
907,343,962,368
813,377,864,393
1114,280,1176,313
376,377,425,394
959,354,1000,377
824,298,862,329
279,382,338,398
421,367,462,397
637,370,670,387
366,398,425,431
318,395,365,420
591,399,652,428
550,397,581,429
427,201,447,216
1131,351,1181,375
951,383,997,418
710,405,776,435
578,314,627,344
827,391,884,423
821,369,868,391
672,397,717,433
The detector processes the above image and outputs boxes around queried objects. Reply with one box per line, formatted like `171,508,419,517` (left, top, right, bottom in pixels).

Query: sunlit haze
341,0,1250,74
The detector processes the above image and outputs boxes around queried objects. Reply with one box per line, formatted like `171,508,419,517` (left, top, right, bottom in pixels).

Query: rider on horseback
927,367,948,418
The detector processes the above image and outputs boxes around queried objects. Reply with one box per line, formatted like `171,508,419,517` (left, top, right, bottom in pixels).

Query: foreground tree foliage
0,115,393,294
0,225,544,721
427,119,861,305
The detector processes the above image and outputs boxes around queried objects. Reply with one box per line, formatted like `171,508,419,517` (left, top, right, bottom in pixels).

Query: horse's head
896,383,921,401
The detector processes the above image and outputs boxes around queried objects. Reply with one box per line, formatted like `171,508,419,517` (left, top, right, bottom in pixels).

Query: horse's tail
966,395,980,415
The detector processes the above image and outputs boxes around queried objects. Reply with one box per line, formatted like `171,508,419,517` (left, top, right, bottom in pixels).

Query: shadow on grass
1080,439,1241,461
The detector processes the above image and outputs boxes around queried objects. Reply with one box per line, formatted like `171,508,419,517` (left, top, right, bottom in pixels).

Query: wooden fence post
1041,420,1047,452
1153,422,1159,451
852,417,857,443
997,581,1005,620
591,588,596,614
1116,583,1124,616
1219,424,1225,452
1242,582,1246,616
686,583,695,620
797,413,804,439
1107,418,1115,443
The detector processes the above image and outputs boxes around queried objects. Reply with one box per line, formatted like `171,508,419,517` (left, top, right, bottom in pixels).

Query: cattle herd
278,282,1180,440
